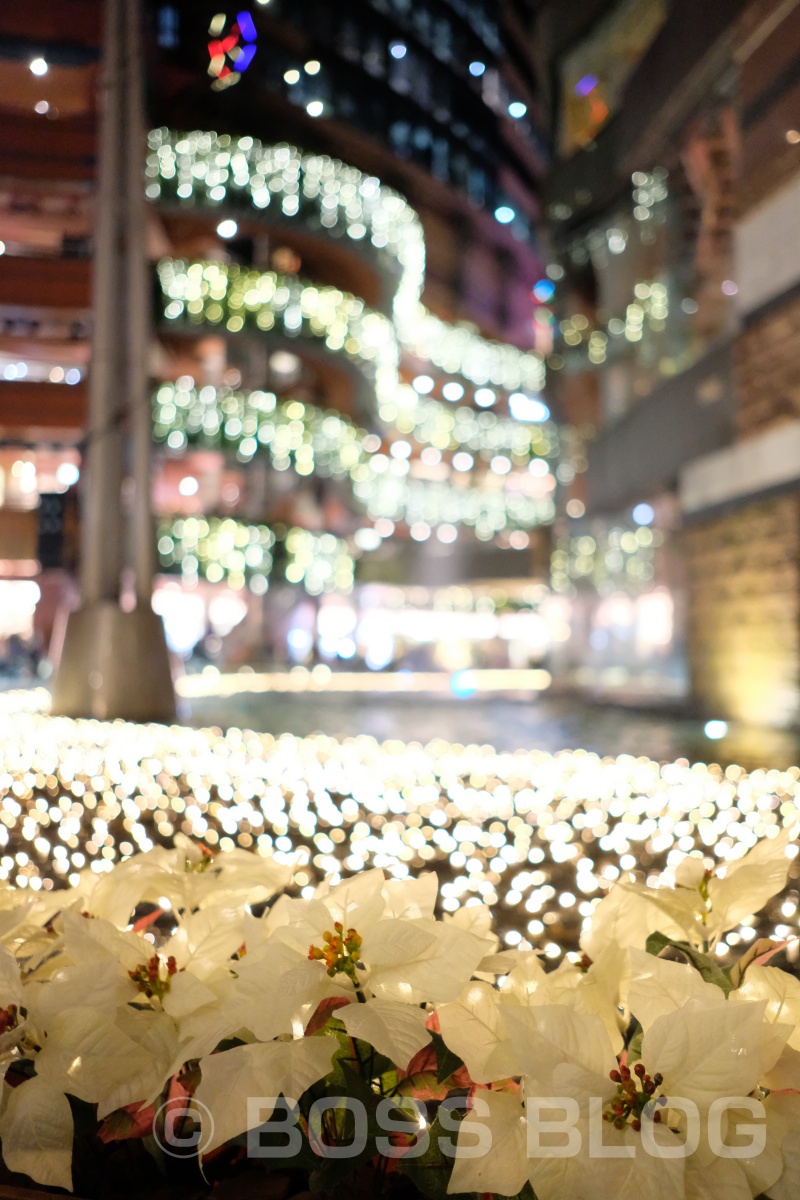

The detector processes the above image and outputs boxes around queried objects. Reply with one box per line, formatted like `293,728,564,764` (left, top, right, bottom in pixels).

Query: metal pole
124,0,155,603
81,0,124,604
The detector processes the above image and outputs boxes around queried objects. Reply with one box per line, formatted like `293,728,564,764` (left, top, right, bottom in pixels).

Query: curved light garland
0,706,797,961
150,129,552,563
158,516,356,595
147,129,546,395
153,383,557,536
147,128,426,325
158,259,399,407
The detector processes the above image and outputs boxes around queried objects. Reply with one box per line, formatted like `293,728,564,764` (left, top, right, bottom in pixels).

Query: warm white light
474,388,496,408
284,69,300,84
442,382,464,402
704,720,728,740
354,528,381,552
178,476,199,497
34,100,49,114
304,60,321,75
216,219,238,239
30,58,48,76
306,101,324,118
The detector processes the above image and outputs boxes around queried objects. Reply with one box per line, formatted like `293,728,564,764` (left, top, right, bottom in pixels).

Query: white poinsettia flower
195,1034,338,1154
581,877,699,960
448,975,788,1199
629,950,800,1092
438,945,625,1083
25,902,246,1108
72,834,291,926
584,828,795,957
35,1002,178,1119
0,1074,74,1193
262,868,493,1006
731,964,800,1052
706,829,795,943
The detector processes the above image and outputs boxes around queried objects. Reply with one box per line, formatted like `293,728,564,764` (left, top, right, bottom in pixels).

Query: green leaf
430,1030,465,1085
304,1062,384,1191
645,932,733,995
398,1105,475,1200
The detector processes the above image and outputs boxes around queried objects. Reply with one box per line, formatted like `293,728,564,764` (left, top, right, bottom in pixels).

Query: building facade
540,0,800,727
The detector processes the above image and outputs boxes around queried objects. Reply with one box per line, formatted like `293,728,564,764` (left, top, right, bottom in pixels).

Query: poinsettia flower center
128,954,178,1000
604,1062,665,1132
0,1004,19,1035
308,922,363,981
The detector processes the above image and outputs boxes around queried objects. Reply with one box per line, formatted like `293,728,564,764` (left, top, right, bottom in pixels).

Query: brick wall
685,493,800,724
736,291,800,438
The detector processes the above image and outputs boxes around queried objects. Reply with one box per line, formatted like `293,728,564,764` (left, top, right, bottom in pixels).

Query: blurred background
1,0,799,765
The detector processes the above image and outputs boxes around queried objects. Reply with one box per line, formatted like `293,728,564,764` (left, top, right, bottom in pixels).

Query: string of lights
148,129,545,393
153,383,558,537
157,262,556,475
0,706,797,961
157,516,356,595
551,525,665,594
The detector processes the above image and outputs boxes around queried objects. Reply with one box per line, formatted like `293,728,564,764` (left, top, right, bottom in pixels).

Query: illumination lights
152,384,558,537
0,701,796,963
29,58,48,76
147,130,545,395
412,375,435,395
551,523,663,593
157,264,553,468
159,516,355,596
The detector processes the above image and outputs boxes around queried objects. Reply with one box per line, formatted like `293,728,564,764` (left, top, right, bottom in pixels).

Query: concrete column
125,0,156,603
80,0,124,605
52,0,175,723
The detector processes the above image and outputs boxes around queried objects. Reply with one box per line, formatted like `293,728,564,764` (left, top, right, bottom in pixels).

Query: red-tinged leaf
98,1102,155,1143
396,1072,449,1102
304,995,351,1036
132,907,165,933
404,1040,438,1079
